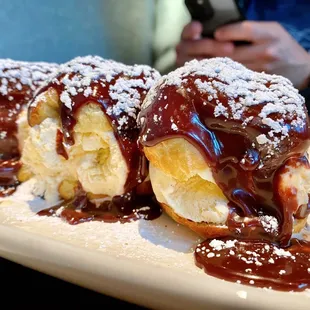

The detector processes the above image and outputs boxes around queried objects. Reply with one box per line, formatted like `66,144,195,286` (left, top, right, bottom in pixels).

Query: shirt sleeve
152,0,190,74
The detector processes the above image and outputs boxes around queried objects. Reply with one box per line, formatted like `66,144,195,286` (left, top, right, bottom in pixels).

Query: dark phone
185,0,250,45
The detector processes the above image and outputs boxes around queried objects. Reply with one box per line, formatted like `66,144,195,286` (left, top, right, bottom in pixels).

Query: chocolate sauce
33,68,155,193
0,159,20,197
139,60,310,291
195,238,310,292
38,185,162,225
0,97,25,197
139,77,310,246
0,96,23,159
56,129,68,160
0,61,58,197
29,59,162,224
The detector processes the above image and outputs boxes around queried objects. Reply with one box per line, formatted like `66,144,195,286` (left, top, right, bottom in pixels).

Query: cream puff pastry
138,57,310,246
20,55,161,223
0,58,58,196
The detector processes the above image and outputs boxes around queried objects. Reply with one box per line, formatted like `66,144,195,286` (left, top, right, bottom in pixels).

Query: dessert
2,54,308,292
138,57,310,291
0,59,58,196
20,55,162,224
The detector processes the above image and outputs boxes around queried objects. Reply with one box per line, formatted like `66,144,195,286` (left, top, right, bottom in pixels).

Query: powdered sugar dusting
209,239,237,250
196,237,301,263
0,59,58,142
142,57,306,152
0,58,58,99
259,215,279,236
31,55,160,133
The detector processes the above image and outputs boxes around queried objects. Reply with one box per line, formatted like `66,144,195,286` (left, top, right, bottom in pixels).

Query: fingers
176,39,234,67
215,21,282,43
230,44,270,62
181,21,203,40
176,34,234,67
176,39,234,58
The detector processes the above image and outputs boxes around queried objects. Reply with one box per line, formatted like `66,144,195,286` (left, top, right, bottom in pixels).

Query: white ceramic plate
0,179,309,310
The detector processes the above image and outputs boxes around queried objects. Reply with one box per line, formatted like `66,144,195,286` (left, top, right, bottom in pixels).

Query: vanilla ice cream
67,104,128,197
145,138,229,224
149,153,310,226
21,117,72,202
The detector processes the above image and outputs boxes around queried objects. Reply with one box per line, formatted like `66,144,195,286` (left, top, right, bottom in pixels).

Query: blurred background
0,0,190,73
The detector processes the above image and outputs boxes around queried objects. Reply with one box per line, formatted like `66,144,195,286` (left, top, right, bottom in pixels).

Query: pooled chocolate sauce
195,238,310,292
0,158,21,197
38,185,162,225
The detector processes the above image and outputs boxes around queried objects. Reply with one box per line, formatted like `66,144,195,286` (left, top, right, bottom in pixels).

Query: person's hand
176,21,234,66
176,21,310,89
215,21,310,89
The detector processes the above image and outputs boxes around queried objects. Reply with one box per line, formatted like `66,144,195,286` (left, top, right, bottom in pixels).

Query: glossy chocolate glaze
0,87,32,188
139,58,310,290
55,129,68,160
0,98,22,159
195,237,310,291
139,70,310,246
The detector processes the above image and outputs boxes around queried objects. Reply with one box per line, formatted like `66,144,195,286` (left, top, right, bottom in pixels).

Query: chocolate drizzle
139,58,310,246
55,129,68,160
139,57,310,291
28,56,162,224
0,158,21,197
30,57,160,193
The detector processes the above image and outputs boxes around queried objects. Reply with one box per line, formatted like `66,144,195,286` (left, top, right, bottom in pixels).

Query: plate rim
0,223,309,310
